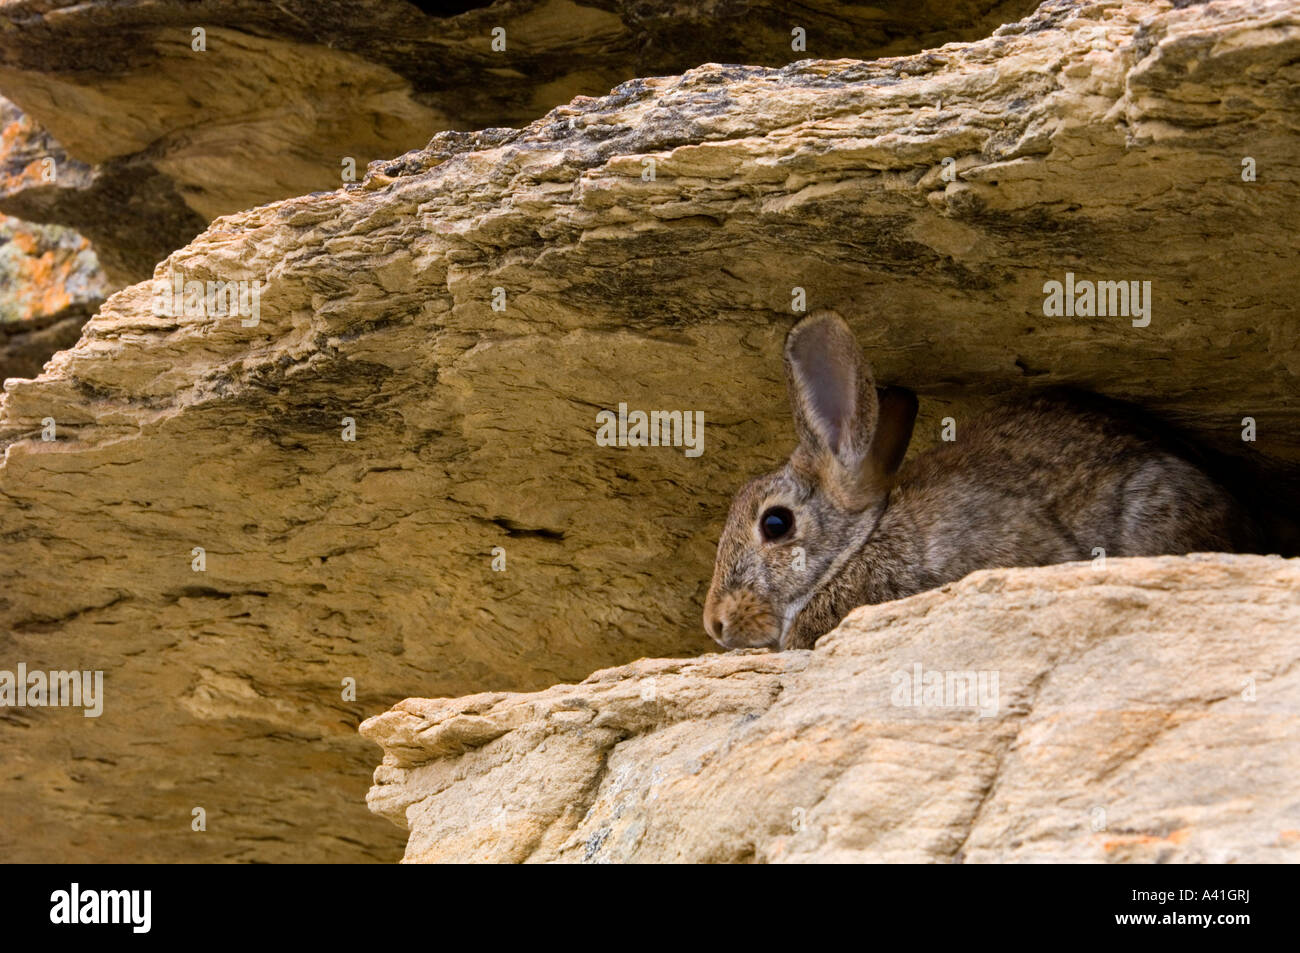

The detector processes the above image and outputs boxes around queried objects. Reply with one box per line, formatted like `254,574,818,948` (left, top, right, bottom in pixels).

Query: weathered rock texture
364,554,1300,863
0,214,101,322
0,92,196,287
0,0,1296,862
0,210,106,378
1,98,108,378
0,0,1038,283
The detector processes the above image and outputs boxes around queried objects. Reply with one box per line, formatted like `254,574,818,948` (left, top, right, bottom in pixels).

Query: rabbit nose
703,602,726,642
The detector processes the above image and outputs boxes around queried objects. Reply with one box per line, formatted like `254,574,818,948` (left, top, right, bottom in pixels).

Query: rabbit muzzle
703,586,781,650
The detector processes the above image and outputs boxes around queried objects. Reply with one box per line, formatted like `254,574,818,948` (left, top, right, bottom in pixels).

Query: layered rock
0,0,1296,862
364,554,1300,863
0,0,1038,283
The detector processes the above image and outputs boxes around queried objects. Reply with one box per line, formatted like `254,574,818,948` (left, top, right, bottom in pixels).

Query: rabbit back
781,394,1257,648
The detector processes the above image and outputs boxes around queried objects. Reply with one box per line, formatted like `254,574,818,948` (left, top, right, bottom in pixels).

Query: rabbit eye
760,507,794,542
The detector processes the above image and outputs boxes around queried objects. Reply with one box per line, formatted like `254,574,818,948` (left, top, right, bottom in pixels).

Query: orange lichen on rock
0,213,106,323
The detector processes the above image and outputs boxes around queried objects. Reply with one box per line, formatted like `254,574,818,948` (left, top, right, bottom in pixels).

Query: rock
0,301,95,382
0,0,1037,283
0,98,109,380
0,211,104,321
0,94,201,287
0,211,106,378
362,554,1300,863
0,0,1296,862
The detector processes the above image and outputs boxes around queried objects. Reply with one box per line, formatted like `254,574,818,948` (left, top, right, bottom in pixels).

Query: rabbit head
703,310,917,650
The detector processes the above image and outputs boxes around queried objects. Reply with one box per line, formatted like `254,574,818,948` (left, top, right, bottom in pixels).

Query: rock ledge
364,554,1300,863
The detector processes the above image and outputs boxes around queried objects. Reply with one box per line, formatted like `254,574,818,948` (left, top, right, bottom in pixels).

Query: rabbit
703,309,1260,651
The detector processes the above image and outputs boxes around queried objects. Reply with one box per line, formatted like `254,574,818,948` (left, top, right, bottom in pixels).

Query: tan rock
0,0,1033,282
0,92,183,288
363,554,1300,863
0,0,1296,862
0,209,105,380
0,98,108,373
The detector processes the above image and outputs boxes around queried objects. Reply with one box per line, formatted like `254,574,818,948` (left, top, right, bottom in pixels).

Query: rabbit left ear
784,311,914,508
785,310,878,471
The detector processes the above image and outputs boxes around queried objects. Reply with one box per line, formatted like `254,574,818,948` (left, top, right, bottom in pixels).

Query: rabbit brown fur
703,310,1259,651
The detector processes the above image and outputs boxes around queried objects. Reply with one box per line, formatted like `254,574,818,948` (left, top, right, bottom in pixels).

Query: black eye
760,506,794,541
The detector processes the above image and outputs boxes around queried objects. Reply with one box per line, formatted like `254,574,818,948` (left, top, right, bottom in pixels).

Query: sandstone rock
0,0,1036,283
0,94,200,287
0,301,94,382
363,554,1300,863
0,97,109,391
0,210,106,378
0,0,1296,862
0,211,103,318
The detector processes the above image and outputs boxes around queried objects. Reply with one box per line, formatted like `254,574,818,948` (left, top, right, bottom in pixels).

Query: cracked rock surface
0,0,1296,861
364,554,1300,863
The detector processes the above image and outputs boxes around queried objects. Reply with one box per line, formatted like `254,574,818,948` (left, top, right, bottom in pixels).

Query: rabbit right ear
869,385,918,484
784,311,881,507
